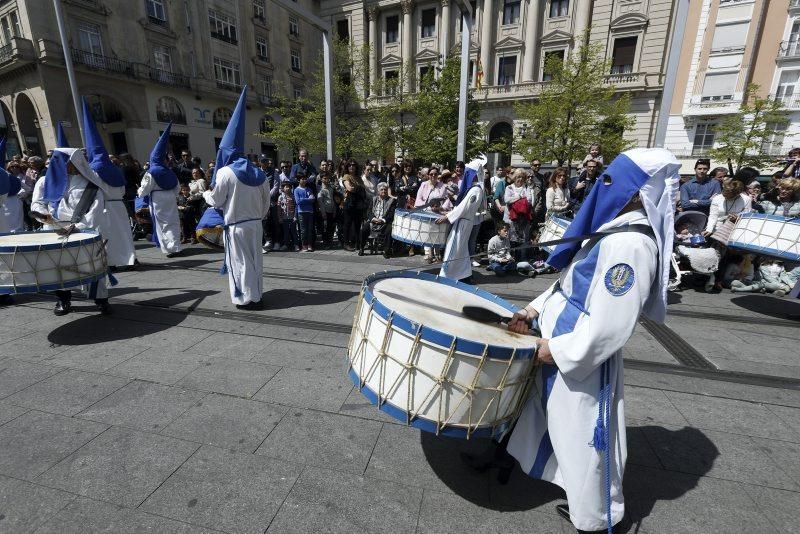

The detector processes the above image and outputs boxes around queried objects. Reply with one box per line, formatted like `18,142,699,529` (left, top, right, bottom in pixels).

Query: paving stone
161,394,286,452
253,367,353,412
267,466,423,533
42,342,150,373
311,331,350,348
337,387,401,425
77,381,206,432
177,358,280,398
0,359,62,399
364,424,492,500
416,489,570,534
0,411,108,480
623,465,773,534
0,325,36,343
256,409,382,474
624,386,689,426
0,474,76,533
743,484,800,534
663,391,799,441
33,497,211,534
765,404,800,438
755,438,800,488
1,333,74,363
107,348,209,385
0,400,28,426
37,426,199,508
141,446,301,534
6,369,129,416
186,332,274,362
248,338,347,369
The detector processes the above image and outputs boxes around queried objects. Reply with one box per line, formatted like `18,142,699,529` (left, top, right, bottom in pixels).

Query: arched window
213,107,233,129
489,121,514,169
259,115,274,134
156,96,186,125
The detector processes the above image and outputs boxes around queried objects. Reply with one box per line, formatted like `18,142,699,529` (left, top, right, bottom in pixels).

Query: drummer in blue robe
505,148,681,533
436,156,487,283
203,88,271,310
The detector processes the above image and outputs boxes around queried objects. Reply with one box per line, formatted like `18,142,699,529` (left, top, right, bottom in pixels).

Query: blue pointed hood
455,156,487,205
56,121,69,148
82,97,125,188
212,87,264,187
148,123,179,190
43,149,70,204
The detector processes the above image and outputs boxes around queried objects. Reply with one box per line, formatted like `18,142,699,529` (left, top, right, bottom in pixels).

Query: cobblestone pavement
0,242,798,533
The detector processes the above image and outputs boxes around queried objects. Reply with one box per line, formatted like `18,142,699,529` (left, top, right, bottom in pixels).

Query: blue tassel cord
590,360,614,534
107,271,119,287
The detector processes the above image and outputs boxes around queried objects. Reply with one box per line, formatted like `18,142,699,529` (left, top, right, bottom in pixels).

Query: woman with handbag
504,169,533,259
704,179,752,292
342,174,367,251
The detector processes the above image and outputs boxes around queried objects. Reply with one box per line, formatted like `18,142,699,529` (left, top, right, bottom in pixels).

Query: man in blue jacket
680,159,720,215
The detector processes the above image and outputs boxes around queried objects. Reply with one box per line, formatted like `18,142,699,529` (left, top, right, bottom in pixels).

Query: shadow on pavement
47,303,184,345
137,258,220,271
132,289,219,311
261,288,356,309
731,294,800,321
421,425,717,532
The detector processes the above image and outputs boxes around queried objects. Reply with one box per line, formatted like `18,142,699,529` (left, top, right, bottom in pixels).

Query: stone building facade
318,0,681,167
0,0,322,163
663,0,798,173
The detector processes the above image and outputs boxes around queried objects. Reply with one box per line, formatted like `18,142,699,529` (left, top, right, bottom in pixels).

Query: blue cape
213,87,264,187
197,207,225,230
455,167,479,205
547,153,652,269
43,150,71,204
148,123,179,190
7,175,21,197
82,97,125,187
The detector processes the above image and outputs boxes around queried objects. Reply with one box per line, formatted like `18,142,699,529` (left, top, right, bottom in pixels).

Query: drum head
368,275,534,350
0,231,100,251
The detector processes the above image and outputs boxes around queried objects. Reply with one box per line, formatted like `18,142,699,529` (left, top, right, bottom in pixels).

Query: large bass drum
196,207,225,250
538,215,572,253
348,271,538,439
726,212,800,262
0,231,108,294
391,209,450,250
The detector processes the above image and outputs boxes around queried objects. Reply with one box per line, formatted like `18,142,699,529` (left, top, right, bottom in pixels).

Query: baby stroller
669,211,720,291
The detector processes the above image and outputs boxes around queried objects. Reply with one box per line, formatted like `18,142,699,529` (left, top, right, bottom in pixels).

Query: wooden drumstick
462,306,512,324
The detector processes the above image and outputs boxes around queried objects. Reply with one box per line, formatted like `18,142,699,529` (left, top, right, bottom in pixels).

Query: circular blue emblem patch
604,263,635,296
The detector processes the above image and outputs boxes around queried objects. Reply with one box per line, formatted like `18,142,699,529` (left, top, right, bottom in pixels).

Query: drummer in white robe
436,156,487,283
82,97,137,269
30,175,55,230
203,88,271,310
40,148,117,316
138,124,182,257
506,148,680,533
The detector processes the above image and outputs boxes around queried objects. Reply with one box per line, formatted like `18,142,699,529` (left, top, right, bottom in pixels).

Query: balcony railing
148,67,190,88
216,80,241,92
258,94,272,106
71,48,136,77
210,31,238,45
779,40,800,60
774,93,800,109
0,44,11,64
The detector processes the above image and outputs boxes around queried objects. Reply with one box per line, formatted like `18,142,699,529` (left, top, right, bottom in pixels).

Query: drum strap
70,182,99,224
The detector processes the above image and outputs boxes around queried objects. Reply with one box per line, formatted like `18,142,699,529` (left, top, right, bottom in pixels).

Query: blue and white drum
0,231,108,294
727,213,800,262
391,209,450,249
196,207,225,250
348,271,538,439
538,215,572,253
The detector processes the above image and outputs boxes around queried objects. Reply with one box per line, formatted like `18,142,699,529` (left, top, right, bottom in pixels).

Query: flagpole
53,0,85,146
457,2,473,162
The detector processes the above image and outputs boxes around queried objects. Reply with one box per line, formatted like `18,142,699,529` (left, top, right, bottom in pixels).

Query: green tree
514,34,634,167
364,60,416,160
403,56,486,164
709,84,791,173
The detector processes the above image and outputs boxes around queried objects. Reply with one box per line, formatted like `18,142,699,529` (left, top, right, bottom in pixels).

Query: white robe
0,193,7,233
137,173,181,254
507,210,658,532
102,184,137,266
2,194,24,232
53,174,110,299
203,166,270,305
439,185,485,281
30,178,55,231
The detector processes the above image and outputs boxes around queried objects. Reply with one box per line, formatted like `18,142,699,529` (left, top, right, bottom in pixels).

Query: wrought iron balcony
71,48,136,77
148,68,190,88
779,40,800,60
773,93,800,109
216,80,241,92
0,44,11,64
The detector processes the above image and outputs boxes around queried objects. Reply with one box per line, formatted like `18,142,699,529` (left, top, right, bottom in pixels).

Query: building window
78,23,103,56
386,15,399,43
776,70,800,106
260,74,273,98
289,16,299,37
692,123,716,155
549,0,569,18
337,19,350,41
213,107,233,129
762,122,787,156
146,0,167,25
213,57,241,89
1,11,23,42
209,9,237,44
421,8,436,38
291,49,301,72
260,115,274,134
419,65,433,90
153,45,173,72
256,36,269,61
541,49,564,81
293,86,303,99
156,96,186,124
384,70,399,95
710,22,749,53
498,56,517,85
701,72,738,101
610,36,637,75
253,0,266,21
503,1,521,25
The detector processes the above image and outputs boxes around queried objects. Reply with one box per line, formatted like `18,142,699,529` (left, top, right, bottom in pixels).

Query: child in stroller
669,211,720,291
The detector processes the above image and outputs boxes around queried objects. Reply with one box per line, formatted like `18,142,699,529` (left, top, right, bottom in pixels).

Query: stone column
479,0,494,86
368,6,378,95
401,0,415,92
521,0,541,81
572,0,593,46
440,0,451,58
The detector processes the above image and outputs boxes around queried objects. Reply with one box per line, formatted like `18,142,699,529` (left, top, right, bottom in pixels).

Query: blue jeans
281,219,299,248
489,260,517,276
298,212,315,247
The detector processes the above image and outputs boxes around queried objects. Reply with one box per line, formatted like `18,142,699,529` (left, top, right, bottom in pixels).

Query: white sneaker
262,246,270,254
265,241,273,249
471,261,480,267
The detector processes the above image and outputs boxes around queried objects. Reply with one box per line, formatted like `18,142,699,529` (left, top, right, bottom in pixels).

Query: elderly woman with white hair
359,181,396,257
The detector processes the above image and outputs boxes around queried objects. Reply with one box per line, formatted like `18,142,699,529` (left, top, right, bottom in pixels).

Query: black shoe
358,249,365,256
383,252,391,259
236,300,263,311
95,299,113,315
54,300,72,316
556,504,624,534
0,294,14,306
